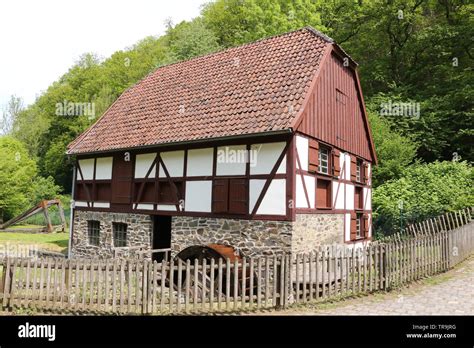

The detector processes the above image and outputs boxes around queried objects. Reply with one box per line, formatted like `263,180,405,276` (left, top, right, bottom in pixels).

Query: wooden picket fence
380,207,472,242
0,208,472,314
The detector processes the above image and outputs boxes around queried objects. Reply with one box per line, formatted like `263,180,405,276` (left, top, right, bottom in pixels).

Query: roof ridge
303,26,334,43
140,26,331,74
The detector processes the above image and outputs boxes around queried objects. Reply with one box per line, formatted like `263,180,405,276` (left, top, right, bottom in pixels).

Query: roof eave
66,129,294,157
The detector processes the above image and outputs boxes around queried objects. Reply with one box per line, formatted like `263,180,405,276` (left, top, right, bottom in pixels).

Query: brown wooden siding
296,52,373,162
111,154,133,204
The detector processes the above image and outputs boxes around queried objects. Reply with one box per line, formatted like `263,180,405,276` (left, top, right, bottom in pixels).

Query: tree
167,18,221,61
0,136,37,220
28,176,61,205
366,100,419,187
202,0,325,47
1,95,23,135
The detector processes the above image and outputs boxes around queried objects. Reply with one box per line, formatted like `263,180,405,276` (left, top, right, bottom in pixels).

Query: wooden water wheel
174,244,257,298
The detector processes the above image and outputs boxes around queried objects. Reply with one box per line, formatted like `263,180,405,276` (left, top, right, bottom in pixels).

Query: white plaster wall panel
332,181,345,210
368,213,372,237
93,202,110,208
157,204,177,211
186,148,213,176
249,180,265,213
136,204,154,210
78,159,94,180
345,183,355,210
363,187,372,211
304,175,315,209
344,213,351,242
95,157,113,180
249,179,287,215
296,175,307,208
216,145,247,175
184,181,212,212
295,135,308,171
295,175,315,209
367,163,372,185
344,153,352,180
135,153,156,179
338,152,346,179
256,179,286,215
250,142,286,175
75,201,88,207
159,151,185,177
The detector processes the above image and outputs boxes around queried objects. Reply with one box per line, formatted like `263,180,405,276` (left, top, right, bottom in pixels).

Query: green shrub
373,161,473,235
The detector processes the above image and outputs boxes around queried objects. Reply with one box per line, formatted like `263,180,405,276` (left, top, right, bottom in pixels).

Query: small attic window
336,89,347,105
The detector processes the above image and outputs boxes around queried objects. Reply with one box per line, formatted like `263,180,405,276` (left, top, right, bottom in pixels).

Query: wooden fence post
284,254,290,308
2,258,12,308
0,259,6,295
275,255,283,309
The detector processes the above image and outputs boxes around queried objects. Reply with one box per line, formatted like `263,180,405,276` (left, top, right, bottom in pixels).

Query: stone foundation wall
72,210,152,259
171,217,292,257
72,211,346,259
291,214,344,253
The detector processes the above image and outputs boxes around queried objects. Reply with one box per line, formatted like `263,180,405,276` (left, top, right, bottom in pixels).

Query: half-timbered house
67,27,377,259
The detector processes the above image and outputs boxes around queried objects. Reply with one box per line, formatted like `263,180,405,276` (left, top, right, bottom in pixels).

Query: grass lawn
0,229,68,254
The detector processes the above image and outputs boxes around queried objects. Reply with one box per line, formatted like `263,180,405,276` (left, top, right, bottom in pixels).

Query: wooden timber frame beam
133,155,158,209
157,154,182,211
133,153,182,211
76,159,93,208
251,140,290,217
295,149,311,209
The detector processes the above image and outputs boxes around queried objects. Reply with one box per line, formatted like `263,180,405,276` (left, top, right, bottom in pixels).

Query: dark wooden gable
295,49,376,163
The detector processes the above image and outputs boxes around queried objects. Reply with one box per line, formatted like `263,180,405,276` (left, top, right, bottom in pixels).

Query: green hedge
373,161,473,236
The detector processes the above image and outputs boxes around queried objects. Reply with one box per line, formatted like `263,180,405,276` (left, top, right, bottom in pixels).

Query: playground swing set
0,199,67,233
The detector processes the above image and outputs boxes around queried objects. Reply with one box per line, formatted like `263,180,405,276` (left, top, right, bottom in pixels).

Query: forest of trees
1,0,472,234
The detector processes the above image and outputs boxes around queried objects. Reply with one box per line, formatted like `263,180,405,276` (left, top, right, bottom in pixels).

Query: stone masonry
171,217,293,257
72,211,345,259
291,214,344,254
171,214,344,257
72,210,152,259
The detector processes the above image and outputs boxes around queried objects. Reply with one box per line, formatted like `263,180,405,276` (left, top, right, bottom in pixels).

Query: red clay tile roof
67,27,333,155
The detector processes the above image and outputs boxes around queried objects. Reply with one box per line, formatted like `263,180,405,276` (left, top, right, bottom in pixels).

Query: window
356,213,363,238
212,178,248,214
351,212,368,240
351,156,365,183
316,179,331,209
318,146,330,175
87,220,100,246
356,159,363,183
113,223,127,247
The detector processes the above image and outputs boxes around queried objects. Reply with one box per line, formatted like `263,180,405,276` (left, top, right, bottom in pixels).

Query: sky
0,0,209,108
